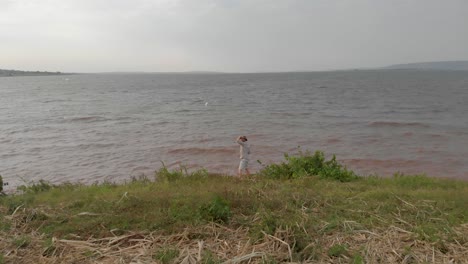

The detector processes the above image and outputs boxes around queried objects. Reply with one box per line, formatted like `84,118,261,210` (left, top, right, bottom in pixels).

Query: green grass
1,151,467,262
328,244,348,257
12,235,31,249
2,171,467,239
153,247,179,263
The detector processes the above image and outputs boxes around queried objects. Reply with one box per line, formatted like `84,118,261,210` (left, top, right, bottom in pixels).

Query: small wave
42,99,70,103
402,132,413,137
369,121,429,128
326,137,341,144
343,158,424,169
76,143,116,149
197,138,215,143
64,116,110,123
1,153,20,158
174,109,191,113
144,121,170,126
168,147,234,156
114,116,133,121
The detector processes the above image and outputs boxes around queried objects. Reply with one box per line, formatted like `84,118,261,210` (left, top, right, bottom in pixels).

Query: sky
1,0,468,73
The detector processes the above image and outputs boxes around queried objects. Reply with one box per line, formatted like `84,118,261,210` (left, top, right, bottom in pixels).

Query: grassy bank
1,151,467,263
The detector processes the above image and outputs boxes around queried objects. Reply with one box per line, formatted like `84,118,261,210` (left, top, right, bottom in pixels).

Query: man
236,135,251,177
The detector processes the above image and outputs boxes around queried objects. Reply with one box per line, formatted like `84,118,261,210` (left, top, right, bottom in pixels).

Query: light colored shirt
237,139,250,160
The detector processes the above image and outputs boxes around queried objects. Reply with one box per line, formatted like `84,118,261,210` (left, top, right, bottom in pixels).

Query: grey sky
1,0,467,72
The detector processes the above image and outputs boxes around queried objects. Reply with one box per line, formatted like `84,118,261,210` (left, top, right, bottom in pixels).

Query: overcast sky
1,0,467,73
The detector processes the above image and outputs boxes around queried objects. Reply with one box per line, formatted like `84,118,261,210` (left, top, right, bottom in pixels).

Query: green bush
259,150,358,182
199,196,231,223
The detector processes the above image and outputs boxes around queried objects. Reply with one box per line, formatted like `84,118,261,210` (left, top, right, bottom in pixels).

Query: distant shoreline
3,60,468,77
0,69,74,77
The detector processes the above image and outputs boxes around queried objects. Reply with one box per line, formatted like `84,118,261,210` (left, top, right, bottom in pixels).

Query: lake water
1,70,468,190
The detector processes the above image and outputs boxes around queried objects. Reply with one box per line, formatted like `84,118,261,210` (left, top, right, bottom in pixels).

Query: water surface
1,70,467,190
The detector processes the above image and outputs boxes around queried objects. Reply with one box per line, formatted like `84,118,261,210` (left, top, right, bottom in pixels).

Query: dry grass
1,206,467,263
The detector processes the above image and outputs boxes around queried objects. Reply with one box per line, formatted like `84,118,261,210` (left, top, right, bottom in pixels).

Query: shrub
155,166,185,182
259,150,358,182
199,196,231,223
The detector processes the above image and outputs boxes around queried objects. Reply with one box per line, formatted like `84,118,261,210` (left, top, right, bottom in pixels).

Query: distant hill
0,69,69,77
383,61,468,71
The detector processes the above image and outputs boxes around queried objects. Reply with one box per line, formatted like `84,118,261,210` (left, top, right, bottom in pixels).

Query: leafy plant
259,150,358,182
199,196,231,223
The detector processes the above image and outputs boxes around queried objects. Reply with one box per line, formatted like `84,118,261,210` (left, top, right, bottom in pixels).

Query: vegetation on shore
0,69,68,77
0,151,467,263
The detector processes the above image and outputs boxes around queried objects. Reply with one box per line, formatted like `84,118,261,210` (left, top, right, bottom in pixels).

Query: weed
12,235,31,248
199,196,231,223
83,250,96,258
18,179,53,194
328,244,348,257
260,213,278,235
202,250,220,264
130,174,151,184
42,237,56,257
155,165,209,183
155,166,184,182
153,247,179,264
352,253,364,264
169,201,198,222
261,256,279,264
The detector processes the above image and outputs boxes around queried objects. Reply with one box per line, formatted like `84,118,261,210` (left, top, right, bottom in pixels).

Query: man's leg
238,160,243,177
239,160,248,178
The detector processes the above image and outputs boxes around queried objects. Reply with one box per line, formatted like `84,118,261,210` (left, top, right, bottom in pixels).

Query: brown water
1,71,467,190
